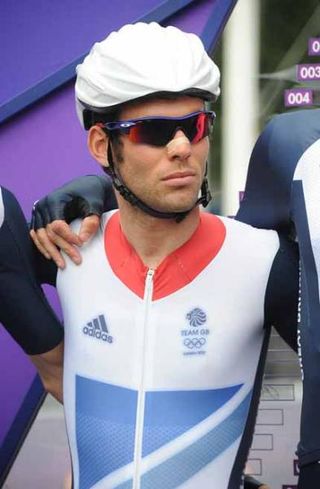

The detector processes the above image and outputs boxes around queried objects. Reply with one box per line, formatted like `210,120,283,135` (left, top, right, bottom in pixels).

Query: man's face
113,96,210,214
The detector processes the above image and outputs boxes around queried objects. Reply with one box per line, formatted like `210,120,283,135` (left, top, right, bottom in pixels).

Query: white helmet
75,22,220,128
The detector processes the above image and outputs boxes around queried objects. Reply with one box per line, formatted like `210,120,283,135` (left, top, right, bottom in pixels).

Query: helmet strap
105,142,212,222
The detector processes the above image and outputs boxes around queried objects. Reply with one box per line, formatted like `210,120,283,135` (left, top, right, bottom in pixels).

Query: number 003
299,65,320,80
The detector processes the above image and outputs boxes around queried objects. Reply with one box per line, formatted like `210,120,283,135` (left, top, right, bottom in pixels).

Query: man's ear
87,126,110,168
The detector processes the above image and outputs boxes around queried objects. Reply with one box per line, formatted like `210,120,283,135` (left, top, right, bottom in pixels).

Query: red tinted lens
174,112,212,144
127,124,145,144
191,112,208,143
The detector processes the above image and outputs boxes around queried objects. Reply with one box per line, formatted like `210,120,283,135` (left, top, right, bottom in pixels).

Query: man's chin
152,197,199,214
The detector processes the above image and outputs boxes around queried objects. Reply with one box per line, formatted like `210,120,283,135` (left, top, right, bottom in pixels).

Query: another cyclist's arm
264,234,299,351
30,175,117,269
30,342,63,403
0,187,64,401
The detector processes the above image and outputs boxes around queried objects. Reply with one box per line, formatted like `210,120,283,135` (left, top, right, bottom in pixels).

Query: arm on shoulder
30,175,117,269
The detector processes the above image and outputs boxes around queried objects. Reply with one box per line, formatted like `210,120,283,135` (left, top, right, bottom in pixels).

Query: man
36,22,297,489
237,108,320,489
31,109,320,489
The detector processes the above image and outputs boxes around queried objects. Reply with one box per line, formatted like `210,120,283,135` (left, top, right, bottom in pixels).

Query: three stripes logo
82,314,113,344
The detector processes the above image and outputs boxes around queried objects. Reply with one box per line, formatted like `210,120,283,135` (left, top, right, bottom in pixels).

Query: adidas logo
82,314,113,343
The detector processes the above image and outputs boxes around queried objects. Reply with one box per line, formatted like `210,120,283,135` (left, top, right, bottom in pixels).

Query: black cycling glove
31,175,117,230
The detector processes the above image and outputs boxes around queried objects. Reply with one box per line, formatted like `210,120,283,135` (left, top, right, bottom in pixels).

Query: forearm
29,341,64,403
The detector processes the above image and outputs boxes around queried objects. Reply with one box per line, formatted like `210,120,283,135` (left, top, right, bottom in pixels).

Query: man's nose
166,129,192,160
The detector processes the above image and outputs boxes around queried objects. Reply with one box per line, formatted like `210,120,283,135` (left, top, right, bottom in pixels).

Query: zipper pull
143,268,154,301
146,268,154,279
146,268,154,286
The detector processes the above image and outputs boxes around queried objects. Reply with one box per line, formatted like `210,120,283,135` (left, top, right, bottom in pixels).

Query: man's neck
117,200,200,269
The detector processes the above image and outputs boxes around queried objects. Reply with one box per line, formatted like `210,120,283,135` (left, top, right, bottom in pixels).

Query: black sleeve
237,110,320,237
34,245,58,286
0,187,63,354
244,474,265,489
264,234,299,351
236,114,296,235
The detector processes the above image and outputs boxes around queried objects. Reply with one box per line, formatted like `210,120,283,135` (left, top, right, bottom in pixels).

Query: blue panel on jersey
115,390,252,489
76,376,137,489
142,383,242,456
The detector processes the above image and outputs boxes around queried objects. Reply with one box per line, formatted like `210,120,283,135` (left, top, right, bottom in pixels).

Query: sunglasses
102,111,216,147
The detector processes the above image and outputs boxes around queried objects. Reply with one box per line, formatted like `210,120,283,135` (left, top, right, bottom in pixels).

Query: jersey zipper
133,268,154,489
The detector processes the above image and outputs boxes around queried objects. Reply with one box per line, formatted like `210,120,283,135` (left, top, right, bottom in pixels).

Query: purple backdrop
0,0,198,123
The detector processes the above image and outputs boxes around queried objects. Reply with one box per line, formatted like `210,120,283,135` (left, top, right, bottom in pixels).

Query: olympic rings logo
183,337,206,349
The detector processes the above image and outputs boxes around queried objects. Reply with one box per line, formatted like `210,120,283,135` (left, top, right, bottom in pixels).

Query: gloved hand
30,175,117,268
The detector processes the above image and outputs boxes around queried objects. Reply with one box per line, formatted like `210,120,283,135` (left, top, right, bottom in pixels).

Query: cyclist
35,22,298,489
237,108,320,489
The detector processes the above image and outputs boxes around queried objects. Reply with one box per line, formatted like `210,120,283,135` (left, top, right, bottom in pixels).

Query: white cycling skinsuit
57,210,297,489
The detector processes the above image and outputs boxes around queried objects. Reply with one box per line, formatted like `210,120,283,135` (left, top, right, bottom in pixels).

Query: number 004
287,92,311,105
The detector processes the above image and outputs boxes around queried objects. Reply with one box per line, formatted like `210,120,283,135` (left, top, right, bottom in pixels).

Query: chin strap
105,142,212,222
